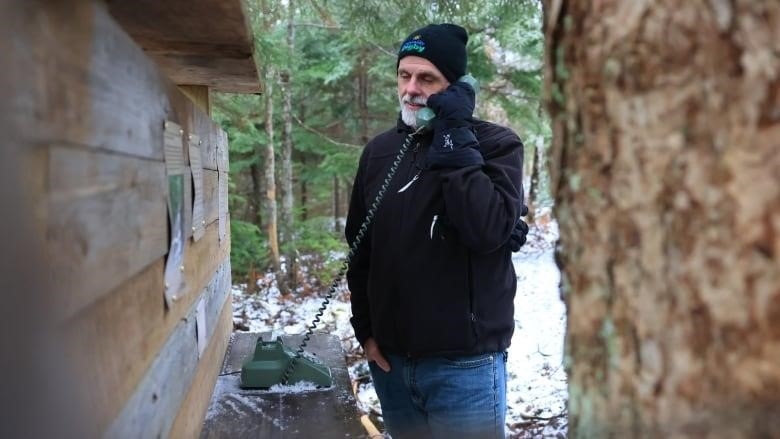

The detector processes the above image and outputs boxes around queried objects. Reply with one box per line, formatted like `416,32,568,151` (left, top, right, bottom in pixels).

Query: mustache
402,95,427,106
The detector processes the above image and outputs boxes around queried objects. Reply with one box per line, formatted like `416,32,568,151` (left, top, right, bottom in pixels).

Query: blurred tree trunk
262,71,281,277
544,1,780,437
279,0,297,294
259,0,280,279
357,47,370,144
299,104,308,222
333,175,340,232
300,157,308,222
527,140,542,223
249,162,263,226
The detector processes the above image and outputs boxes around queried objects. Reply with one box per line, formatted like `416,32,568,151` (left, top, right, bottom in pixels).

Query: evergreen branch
367,41,396,58
482,83,541,104
293,115,362,149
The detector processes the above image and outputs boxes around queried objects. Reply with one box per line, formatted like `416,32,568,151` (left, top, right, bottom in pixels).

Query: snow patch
268,381,319,394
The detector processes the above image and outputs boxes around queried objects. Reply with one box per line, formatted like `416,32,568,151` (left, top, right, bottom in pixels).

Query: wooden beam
107,0,262,93
179,85,211,116
154,54,261,94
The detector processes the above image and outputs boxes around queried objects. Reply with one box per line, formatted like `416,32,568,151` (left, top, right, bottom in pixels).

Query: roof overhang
108,0,262,94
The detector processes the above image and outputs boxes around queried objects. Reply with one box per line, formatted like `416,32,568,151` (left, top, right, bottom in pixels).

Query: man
346,23,527,439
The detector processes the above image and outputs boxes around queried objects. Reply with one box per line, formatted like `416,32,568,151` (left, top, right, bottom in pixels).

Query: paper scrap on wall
163,121,186,307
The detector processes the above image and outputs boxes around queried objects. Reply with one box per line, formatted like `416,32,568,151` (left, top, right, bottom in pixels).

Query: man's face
397,56,450,128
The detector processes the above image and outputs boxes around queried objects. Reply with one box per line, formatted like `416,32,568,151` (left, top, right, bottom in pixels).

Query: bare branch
367,41,396,58
293,115,362,149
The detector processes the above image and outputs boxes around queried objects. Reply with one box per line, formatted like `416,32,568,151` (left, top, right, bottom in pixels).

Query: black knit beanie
397,23,468,83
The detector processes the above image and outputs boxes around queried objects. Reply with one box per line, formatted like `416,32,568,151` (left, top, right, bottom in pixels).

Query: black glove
425,81,484,169
508,205,530,252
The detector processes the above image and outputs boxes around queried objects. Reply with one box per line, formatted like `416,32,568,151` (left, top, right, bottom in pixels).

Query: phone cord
281,129,422,385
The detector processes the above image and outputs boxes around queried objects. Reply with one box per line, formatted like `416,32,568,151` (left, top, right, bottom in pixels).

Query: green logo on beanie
400,38,425,54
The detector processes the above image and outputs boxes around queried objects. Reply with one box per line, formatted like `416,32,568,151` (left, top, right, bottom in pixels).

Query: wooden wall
2,1,234,437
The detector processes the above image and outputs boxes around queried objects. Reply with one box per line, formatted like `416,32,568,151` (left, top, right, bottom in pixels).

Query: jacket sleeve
345,147,373,344
439,127,524,254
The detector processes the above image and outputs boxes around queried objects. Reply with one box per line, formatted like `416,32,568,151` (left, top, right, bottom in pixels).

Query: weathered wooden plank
199,124,225,172
5,0,225,168
170,286,234,439
204,169,220,225
107,0,253,50
103,257,232,438
48,146,224,318
202,262,233,347
5,1,162,160
190,136,206,241
201,334,365,438
106,0,261,93
5,0,224,300
64,220,231,436
153,54,261,93
47,145,169,318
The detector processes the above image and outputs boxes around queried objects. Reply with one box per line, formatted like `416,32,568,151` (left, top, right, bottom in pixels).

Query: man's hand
425,81,483,169
426,80,475,125
362,337,390,372
508,205,530,252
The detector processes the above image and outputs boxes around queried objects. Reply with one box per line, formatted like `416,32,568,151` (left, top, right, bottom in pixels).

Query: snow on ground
232,220,567,438
507,220,568,437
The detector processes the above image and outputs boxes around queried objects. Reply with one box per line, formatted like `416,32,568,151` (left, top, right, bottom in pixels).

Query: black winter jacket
346,117,524,357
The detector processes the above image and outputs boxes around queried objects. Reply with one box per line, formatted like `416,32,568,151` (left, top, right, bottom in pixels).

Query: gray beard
398,94,426,128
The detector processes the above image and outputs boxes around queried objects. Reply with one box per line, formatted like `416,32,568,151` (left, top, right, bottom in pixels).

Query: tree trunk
357,47,370,144
527,139,542,223
543,1,780,437
249,162,263,226
278,0,296,294
333,175,340,232
300,153,308,222
299,104,308,223
259,0,280,278
262,67,280,276
344,179,353,233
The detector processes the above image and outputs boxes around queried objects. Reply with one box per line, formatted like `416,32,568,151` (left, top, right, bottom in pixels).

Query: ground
232,219,567,438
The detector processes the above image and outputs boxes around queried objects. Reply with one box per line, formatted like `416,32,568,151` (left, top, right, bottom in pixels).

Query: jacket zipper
467,251,478,341
396,141,419,253
398,141,422,193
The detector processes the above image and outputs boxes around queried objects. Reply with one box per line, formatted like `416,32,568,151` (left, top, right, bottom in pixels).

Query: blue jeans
369,352,507,439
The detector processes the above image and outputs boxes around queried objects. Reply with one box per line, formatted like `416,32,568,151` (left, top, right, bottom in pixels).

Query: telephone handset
415,74,479,130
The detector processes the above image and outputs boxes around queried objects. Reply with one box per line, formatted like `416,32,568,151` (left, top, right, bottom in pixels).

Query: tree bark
333,175,340,232
262,67,280,276
249,162,263,226
259,0,280,277
299,153,308,222
527,139,542,223
279,0,297,294
357,47,370,144
544,1,780,437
